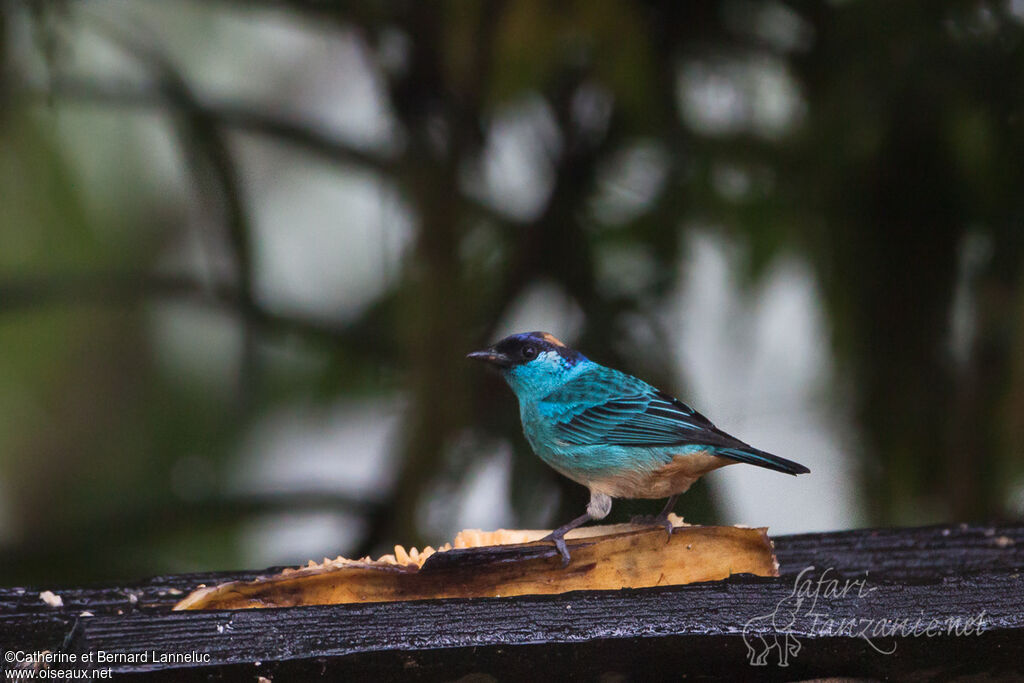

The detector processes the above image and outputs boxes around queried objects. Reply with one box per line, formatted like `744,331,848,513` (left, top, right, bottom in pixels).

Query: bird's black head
466,331,584,369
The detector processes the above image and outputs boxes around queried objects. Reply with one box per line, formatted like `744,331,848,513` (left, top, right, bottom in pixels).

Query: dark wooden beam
2,523,1023,681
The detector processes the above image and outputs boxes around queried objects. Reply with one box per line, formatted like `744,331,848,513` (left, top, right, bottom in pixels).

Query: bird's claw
660,515,675,537
541,532,572,567
630,514,675,538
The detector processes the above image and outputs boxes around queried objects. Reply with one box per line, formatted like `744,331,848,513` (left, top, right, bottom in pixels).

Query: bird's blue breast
522,421,688,482
514,362,692,482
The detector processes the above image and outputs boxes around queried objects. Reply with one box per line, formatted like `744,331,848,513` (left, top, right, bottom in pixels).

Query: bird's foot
629,514,675,538
540,531,571,567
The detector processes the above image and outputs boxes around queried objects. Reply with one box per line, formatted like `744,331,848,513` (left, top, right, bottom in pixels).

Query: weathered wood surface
2,523,1023,681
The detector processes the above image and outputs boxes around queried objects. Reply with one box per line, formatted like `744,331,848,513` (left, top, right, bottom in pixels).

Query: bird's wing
540,367,733,447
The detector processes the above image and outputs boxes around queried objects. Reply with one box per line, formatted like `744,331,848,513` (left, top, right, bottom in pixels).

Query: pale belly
531,436,733,500
583,450,732,499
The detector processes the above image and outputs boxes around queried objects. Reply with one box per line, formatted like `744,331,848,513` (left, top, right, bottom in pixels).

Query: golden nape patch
174,518,779,610
540,332,566,347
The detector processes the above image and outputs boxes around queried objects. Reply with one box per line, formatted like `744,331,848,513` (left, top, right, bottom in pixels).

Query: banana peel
175,517,778,610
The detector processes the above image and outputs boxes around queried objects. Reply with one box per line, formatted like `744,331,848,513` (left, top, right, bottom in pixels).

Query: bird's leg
541,491,611,567
630,494,679,537
656,494,679,536
541,512,591,567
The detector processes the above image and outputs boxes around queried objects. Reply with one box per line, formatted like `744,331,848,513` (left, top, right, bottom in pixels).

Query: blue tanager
468,331,809,565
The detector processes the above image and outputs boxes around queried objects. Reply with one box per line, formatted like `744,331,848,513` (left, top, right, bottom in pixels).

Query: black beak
466,348,513,368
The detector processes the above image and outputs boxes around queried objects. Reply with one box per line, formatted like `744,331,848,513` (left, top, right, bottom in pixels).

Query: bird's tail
715,446,810,475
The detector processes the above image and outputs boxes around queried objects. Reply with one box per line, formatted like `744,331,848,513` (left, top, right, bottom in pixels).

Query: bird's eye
522,345,538,360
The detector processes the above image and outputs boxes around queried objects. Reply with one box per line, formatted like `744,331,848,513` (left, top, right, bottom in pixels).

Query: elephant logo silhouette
743,569,815,667
743,593,805,666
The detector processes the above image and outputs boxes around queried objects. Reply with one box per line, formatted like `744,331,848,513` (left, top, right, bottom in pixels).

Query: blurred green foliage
1,0,1023,584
